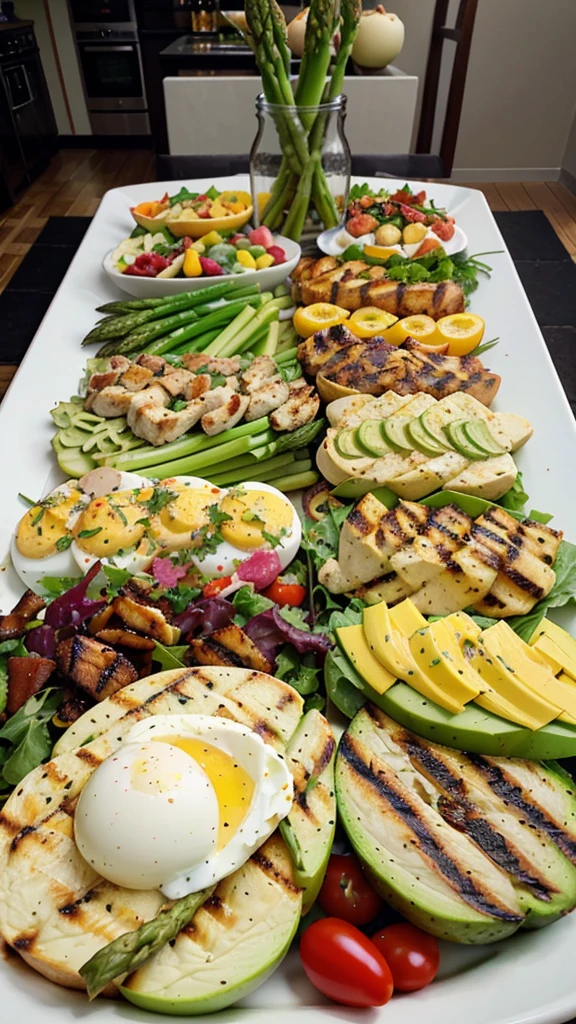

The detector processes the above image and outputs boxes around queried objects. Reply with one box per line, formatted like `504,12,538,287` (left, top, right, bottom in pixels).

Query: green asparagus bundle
79,886,215,999
245,0,361,240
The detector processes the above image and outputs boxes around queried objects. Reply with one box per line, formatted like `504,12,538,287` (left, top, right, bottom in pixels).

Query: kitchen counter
160,33,260,75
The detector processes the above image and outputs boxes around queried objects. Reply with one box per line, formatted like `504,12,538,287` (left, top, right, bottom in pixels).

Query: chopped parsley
171,399,188,412
142,488,178,516
208,503,233,528
241,510,265,524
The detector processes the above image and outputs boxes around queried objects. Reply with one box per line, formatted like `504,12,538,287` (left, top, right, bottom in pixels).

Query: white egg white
74,714,294,898
191,481,301,578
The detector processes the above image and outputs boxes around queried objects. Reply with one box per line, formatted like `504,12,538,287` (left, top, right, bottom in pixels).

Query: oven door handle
83,45,136,52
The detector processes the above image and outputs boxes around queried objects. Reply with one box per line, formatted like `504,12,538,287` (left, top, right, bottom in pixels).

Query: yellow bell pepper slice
293,302,350,338
183,248,203,277
348,307,398,339
237,249,257,269
435,313,485,356
256,253,275,270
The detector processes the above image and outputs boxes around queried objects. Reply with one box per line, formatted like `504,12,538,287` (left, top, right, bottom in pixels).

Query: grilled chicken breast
298,326,501,406
292,258,465,317
319,496,561,618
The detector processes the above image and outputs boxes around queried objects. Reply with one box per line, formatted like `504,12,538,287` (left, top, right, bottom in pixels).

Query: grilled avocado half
336,704,576,944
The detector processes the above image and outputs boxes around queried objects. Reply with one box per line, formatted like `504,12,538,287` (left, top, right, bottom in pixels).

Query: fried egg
74,714,293,897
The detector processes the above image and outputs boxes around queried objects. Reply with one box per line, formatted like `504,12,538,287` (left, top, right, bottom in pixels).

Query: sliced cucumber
444,419,488,461
407,416,449,457
420,407,454,450
355,419,392,457
334,427,367,460
55,444,97,477
463,419,508,456
381,416,413,453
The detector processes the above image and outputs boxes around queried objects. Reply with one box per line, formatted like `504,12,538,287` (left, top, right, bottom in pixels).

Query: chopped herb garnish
109,500,128,526
55,535,73,551
262,527,288,549
241,510,265,524
208,503,233,527
143,488,178,516
77,527,103,539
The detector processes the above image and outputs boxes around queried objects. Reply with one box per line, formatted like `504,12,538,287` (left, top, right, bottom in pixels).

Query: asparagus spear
79,886,215,1000
295,0,338,123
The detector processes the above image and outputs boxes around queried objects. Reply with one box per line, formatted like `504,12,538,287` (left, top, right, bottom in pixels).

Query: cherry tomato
300,918,394,1008
317,853,382,925
431,216,456,241
371,923,439,992
262,578,306,607
202,576,233,598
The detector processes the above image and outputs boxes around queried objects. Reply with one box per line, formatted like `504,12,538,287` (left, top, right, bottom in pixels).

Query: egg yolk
16,490,82,558
158,736,255,850
148,485,218,551
72,488,151,557
219,490,293,550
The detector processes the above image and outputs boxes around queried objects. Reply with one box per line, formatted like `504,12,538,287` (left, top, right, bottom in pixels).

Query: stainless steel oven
69,0,150,134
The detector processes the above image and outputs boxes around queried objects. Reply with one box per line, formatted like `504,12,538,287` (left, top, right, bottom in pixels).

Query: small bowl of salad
103,224,301,297
131,184,254,237
318,183,468,260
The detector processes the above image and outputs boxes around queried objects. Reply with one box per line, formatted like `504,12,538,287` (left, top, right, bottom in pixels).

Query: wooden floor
1,151,576,401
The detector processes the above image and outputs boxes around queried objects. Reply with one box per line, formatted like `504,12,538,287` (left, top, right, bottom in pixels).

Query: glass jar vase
250,94,351,243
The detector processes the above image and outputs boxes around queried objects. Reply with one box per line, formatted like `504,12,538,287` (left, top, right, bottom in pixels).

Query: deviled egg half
11,469,301,594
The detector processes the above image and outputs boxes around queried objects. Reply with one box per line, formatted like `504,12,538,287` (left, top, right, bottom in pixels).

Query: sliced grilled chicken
182,354,242,375
270,380,320,432
191,624,272,673
201,389,249,435
85,385,134,417
245,377,290,421
118,364,155,392
241,354,277,391
56,635,138,701
183,372,212,400
135,353,167,374
294,258,465,317
298,327,501,406
390,504,473,588
159,367,196,396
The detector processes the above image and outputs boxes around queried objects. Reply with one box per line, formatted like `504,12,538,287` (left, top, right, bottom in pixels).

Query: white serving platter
1,175,576,1024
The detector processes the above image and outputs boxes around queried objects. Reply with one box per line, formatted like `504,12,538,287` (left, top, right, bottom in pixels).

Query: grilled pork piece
56,635,138,701
6,656,55,714
298,326,501,406
293,258,465,317
319,498,561,618
0,590,46,640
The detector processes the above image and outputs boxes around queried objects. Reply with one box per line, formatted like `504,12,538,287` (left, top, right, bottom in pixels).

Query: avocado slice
336,706,576,940
444,419,488,460
381,416,413,453
470,637,560,731
336,623,396,695
530,619,576,679
420,407,455,450
463,419,508,456
279,709,337,913
336,706,526,943
121,833,302,1015
408,621,483,706
355,419,392,457
407,415,449,457
334,427,367,460
379,681,576,759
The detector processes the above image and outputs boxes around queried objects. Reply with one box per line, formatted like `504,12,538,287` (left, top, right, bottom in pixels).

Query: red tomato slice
317,853,382,925
300,918,394,1008
371,923,439,992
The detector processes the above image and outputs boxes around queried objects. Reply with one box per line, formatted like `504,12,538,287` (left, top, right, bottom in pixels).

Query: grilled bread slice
0,668,306,1001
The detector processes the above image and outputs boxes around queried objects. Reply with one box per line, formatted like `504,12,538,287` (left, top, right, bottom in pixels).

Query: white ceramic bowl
103,234,301,297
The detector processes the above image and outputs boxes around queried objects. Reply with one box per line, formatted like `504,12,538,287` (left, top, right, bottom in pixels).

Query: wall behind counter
389,0,576,181
17,0,90,135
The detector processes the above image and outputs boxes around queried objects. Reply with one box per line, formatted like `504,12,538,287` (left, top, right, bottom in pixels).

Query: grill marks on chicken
292,257,466,317
85,352,318,446
298,326,501,406
319,497,562,617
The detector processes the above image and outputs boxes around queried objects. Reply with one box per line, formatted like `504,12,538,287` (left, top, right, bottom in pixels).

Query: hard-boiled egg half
12,471,301,594
74,714,293,897
11,469,149,594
